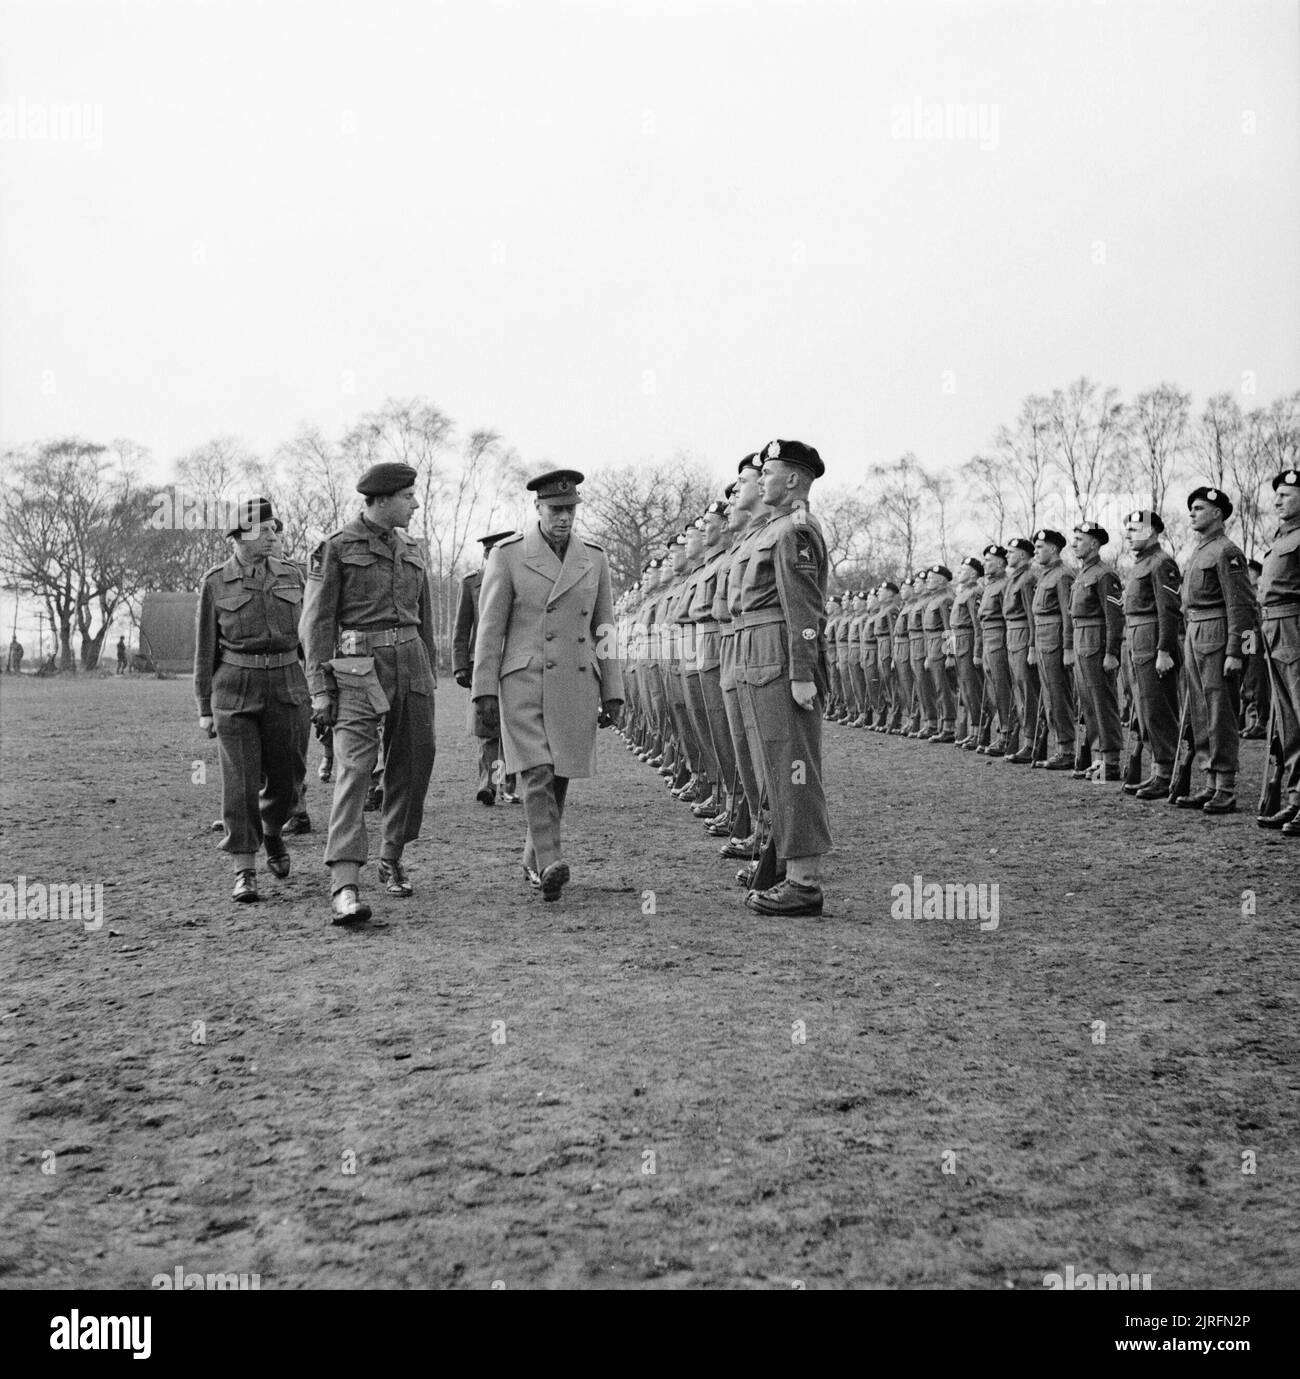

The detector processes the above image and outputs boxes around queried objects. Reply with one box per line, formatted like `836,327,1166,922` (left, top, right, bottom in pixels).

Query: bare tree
961,452,1011,543
1193,392,1244,490
816,487,880,587
1125,383,1191,514
1047,377,1126,523
580,455,715,591
868,452,931,574
992,394,1054,535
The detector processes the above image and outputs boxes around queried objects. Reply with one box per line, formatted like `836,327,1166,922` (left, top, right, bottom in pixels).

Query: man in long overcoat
471,469,623,900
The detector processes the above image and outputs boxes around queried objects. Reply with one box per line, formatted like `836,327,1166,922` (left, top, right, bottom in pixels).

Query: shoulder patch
308,544,326,580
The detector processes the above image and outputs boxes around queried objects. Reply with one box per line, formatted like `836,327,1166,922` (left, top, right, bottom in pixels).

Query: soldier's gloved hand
1224,655,1243,676
1027,647,1038,666
311,693,338,729
1063,649,1076,667
198,715,217,739
1155,650,1175,676
598,699,623,728
791,679,817,711
1103,653,1120,673
454,669,473,690
474,694,500,735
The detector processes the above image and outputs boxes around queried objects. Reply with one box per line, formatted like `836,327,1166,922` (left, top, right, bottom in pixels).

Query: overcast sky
2,0,1297,489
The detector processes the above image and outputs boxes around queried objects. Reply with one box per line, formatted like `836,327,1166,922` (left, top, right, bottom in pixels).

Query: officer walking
194,498,310,903
302,463,438,923
454,530,519,807
471,469,623,901
1176,486,1253,814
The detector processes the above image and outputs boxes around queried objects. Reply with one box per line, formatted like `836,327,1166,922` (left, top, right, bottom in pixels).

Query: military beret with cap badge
1272,468,1300,492
1033,529,1067,549
1008,537,1035,555
762,438,825,479
961,556,985,577
526,468,585,504
1188,485,1233,517
226,495,275,538
880,580,900,594
1125,508,1165,534
1074,520,1109,546
737,451,765,474
982,544,1008,560
357,462,418,496
928,564,953,581
703,500,729,519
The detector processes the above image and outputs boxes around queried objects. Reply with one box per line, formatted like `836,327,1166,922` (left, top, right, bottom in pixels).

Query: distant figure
116,637,128,675
7,639,22,674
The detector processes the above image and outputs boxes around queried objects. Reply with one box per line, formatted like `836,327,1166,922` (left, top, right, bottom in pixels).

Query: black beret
478,529,515,548
1008,537,1035,555
762,438,824,479
737,451,764,474
357,462,418,496
1033,529,1067,549
703,500,729,518
1273,468,1300,492
1074,520,1109,546
1188,485,1232,517
880,581,900,594
1125,509,1165,533
961,556,985,576
982,544,1007,560
527,468,584,503
226,496,275,537
928,564,953,581
723,479,739,498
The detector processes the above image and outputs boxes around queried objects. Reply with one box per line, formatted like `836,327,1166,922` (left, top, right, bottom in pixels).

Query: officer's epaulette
495,531,525,548
582,537,605,552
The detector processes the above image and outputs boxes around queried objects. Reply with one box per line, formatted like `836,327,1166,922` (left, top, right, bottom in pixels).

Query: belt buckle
339,630,365,655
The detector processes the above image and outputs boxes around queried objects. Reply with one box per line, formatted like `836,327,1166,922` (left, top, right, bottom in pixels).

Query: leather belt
339,625,419,651
696,620,720,632
736,608,786,629
1072,617,1104,626
1125,613,1158,624
1262,601,1300,618
1185,608,1227,622
220,648,300,669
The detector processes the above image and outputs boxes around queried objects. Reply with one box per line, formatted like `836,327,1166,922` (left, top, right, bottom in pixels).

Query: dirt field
2,672,1297,1290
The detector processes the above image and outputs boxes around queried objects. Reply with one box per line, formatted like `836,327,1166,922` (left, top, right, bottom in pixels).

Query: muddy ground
1,673,1296,1289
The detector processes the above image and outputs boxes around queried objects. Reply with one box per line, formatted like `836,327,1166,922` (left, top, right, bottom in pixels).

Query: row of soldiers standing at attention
613,441,834,916
814,474,1300,829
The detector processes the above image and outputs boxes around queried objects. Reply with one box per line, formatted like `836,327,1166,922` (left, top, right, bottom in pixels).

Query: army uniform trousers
1034,619,1075,753
1123,617,1180,773
213,659,310,855
1183,611,1240,779
1072,620,1122,758
326,638,436,873
1262,608,1300,806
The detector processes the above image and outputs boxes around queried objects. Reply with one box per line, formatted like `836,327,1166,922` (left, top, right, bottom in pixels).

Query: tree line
2,381,1296,670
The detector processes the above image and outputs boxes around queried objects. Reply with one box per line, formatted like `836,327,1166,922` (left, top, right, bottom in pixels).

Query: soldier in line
1029,529,1075,770
976,545,1014,756
1257,468,1300,834
454,531,520,807
872,581,903,732
1175,487,1253,814
1067,521,1124,780
690,499,740,827
862,589,884,728
1240,558,1270,739
471,469,622,901
834,590,854,723
717,453,770,860
1119,510,1183,801
1001,538,1040,764
949,557,985,749
907,573,937,738
194,498,310,904
302,463,438,924
891,577,917,735
843,591,866,726
922,565,957,743
679,519,722,814
823,594,844,720
735,440,832,917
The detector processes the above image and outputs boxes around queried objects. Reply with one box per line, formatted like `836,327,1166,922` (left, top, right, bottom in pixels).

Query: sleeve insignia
308,545,325,580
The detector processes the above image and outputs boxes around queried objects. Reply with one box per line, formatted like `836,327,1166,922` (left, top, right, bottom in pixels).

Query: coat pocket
1074,624,1103,657
1034,622,1061,654
328,655,391,712
500,650,533,678
1265,616,1300,665
1189,618,1227,656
